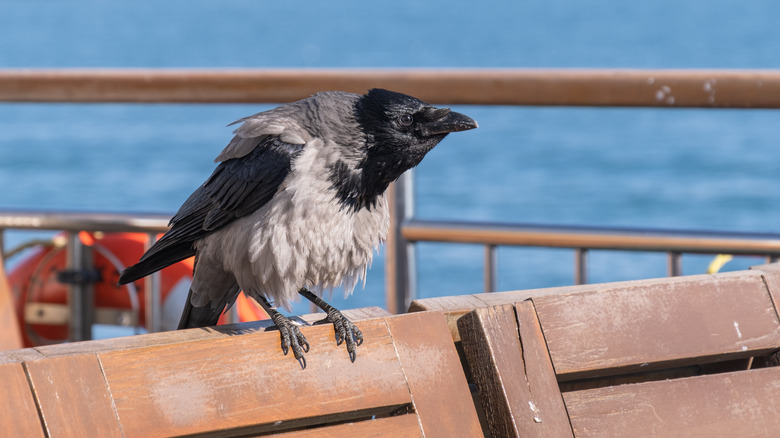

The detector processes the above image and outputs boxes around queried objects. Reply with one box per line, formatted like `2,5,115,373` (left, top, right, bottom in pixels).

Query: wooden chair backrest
0,309,482,437
457,266,780,437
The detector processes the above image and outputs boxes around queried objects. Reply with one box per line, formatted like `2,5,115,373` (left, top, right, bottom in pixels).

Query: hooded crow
118,88,477,368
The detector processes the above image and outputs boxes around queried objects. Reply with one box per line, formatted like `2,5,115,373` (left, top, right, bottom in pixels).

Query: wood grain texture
458,303,573,438
386,311,482,437
25,354,123,438
750,263,780,321
532,271,780,380
408,296,489,342
0,253,22,350
274,414,423,438
32,307,390,358
0,362,45,437
99,318,411,437
564,366,780,437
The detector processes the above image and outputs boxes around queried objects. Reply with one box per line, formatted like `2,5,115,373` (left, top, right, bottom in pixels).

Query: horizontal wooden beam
1,68,780,107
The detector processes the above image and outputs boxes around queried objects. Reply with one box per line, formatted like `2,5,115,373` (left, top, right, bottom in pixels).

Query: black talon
300,288,363,362
261,296,310,369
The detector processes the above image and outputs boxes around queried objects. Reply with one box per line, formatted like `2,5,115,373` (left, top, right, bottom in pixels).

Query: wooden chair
0,308,482,437
455,266,780,437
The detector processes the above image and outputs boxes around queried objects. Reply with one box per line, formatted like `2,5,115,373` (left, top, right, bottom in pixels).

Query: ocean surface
2,1,780,320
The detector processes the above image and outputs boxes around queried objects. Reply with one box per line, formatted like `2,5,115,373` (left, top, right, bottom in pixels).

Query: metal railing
2,68,779,335
0,211,170,340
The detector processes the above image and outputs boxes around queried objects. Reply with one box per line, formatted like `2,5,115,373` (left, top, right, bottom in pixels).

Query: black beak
420,109,478,136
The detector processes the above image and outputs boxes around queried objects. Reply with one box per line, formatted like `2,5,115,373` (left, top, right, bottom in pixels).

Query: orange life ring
8,231,266,347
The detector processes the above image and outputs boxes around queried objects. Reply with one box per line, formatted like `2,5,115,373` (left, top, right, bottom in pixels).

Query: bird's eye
398,114,414,126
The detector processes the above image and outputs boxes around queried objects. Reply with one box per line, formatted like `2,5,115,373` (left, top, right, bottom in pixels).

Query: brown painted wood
408,278,692,342
564,366,780,437
98,318,412,437
408,296,489,342
0,347,44,364
0,253,22,350
274,414,423,437
32,307,389,358
751,263,780,320
0,362,45,437
458,303,573,437
3,69,780,108
386,311,482,437
532,271,780,380
5,310,471,437
25,354,123,438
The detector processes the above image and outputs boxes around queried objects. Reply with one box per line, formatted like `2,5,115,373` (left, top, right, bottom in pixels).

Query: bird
117,88,477,368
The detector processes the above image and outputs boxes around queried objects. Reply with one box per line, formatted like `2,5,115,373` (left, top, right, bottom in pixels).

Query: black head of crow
118,88,477,368
329,88,478,212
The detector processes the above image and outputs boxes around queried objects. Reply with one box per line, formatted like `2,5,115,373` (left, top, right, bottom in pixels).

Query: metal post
484,245,498,293
145,233,162,333
385,171,416,314
574,248,588,285
66,232,93,341
668,252,683,276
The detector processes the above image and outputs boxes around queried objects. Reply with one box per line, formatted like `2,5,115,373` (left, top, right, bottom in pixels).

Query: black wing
118,136,304,284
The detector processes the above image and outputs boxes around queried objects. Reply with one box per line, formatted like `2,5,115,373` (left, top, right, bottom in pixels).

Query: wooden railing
2,68,780,107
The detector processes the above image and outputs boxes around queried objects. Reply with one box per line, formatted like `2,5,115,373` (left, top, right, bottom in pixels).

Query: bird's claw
267,314,310,369
314,309,363,362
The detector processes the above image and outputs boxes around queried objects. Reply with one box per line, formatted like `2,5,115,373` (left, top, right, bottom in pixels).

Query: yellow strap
707,254,733,274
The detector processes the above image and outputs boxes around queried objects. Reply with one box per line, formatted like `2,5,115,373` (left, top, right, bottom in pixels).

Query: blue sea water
1,1,780,317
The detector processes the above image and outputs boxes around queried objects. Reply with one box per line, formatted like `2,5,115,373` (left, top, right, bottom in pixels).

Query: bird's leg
299,288,363,362
256,295,310,369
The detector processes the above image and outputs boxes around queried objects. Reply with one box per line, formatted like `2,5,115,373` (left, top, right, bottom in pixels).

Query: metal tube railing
4,211,780,318
2,68,780,107
0,211,171,338
399,219,780,255
392,218,780,301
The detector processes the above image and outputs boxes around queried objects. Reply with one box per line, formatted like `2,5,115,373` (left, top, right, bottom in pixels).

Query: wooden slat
751,263,780,319
3,69,780,107
409,276,718,342
0,252,23,350
275,414,423,437
0,346,44,364
32,307,389,358
532,271,780,380
0,362,45,437
25,354,123,438
458,303,573,437
386,311,482,437
99,318,412,437
563,366,780,437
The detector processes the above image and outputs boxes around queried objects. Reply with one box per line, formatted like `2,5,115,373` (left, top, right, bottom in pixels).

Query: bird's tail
177,286,238,329
118,242,196,285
